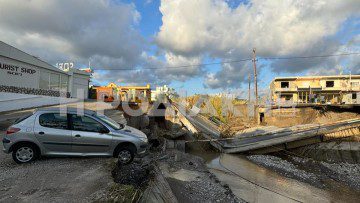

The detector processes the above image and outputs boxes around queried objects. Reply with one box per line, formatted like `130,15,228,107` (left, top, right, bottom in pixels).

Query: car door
34,113,72,153
69,114,112,154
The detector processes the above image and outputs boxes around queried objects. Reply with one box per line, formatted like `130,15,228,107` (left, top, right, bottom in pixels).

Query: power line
258,52,360,60
92,52,360,71
92,58,252,70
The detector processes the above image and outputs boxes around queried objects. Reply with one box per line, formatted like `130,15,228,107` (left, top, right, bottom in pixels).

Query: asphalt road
0,109,114,202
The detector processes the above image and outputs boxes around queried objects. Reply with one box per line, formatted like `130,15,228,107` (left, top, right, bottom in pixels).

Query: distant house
151,85,175,102
270,75,360,105
93,83,151,102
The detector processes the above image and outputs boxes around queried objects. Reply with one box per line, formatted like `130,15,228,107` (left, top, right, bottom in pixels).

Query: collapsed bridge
171,102,360,154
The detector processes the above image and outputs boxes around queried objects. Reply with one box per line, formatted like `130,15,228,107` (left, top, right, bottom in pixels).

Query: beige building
270,75,360,105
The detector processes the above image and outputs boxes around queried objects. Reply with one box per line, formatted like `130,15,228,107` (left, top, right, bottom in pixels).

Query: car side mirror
100,128,109,134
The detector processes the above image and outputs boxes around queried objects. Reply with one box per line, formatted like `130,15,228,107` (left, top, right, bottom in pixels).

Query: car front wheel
12,144,38,164
116,146,135,165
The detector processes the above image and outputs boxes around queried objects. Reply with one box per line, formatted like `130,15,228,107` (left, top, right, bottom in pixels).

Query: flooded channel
188,146,360,203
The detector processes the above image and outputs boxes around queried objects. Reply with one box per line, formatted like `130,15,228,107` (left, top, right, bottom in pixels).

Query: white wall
0,92,78,113
0,56,40,88
71,73,89,99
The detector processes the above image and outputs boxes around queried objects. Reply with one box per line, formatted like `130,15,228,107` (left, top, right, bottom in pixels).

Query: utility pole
252,48,258,106
248,72,251,102
252,48,258,122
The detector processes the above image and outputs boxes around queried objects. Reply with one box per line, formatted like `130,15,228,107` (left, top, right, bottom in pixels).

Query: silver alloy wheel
16,147,34,163
118,150,132,163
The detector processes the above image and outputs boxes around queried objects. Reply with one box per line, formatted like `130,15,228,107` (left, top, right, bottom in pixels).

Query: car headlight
139,137,148,142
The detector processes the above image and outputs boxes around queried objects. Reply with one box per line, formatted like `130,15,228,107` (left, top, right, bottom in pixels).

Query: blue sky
1,0,359,97
96,0,360,97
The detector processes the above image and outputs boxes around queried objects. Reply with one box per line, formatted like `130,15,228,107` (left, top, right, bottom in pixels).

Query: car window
39,113,68,130
14,113,33,124
70,114,108,133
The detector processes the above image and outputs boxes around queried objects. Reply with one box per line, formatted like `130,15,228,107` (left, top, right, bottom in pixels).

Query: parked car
2,107,148,164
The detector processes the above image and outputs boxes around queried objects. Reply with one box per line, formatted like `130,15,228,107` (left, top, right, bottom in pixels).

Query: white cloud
1,0,358,90
0,0,143,68
306,34,360,75
204,62,252,89
157,0,359,57
156,0,360,88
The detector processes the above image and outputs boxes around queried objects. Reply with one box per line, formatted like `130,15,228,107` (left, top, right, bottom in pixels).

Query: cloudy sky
0,0,359,97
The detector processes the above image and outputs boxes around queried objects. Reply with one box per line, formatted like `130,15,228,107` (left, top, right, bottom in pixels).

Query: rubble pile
112,160,153,188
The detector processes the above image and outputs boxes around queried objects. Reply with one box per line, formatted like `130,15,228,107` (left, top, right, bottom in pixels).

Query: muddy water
189,148,360,203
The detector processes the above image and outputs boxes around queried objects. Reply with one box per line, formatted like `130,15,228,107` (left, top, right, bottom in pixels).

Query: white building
0,41,91,99
151,85,175,101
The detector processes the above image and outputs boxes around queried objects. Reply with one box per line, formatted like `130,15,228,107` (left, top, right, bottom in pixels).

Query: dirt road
0,131,113,202
0,103,118,202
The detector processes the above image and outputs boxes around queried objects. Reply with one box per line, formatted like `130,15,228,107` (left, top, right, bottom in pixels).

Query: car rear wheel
12,144,38,164
116,146,135,165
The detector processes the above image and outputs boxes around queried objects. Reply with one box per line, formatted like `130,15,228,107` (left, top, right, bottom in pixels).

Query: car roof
35,107,96,115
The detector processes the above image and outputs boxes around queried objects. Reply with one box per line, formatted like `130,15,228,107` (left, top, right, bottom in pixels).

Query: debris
112,159,153,188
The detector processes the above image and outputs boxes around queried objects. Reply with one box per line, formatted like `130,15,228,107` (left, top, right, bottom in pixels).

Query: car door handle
39,132,45,135
75,134,81,138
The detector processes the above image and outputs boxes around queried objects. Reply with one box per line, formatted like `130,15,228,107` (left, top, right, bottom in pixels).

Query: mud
112,160,153,189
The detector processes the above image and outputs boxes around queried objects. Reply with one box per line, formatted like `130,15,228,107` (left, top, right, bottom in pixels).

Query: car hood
116,125,147,140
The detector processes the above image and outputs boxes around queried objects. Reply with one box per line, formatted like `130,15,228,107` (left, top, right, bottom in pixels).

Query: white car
2,107,148,164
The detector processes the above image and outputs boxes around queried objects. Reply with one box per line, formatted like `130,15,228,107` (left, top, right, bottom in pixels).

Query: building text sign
56,62,74,71
0,62,36,76
0,58,39,89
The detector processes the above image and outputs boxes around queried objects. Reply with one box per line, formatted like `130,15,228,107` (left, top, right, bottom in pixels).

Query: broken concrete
292,141,360,163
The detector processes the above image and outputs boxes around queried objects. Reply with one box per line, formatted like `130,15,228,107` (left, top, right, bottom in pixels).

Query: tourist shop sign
0,62,36,76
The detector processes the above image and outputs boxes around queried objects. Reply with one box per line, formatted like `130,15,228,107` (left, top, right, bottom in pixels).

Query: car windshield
94,114,123,130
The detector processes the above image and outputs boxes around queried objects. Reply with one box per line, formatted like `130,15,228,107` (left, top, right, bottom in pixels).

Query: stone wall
0,85,70,98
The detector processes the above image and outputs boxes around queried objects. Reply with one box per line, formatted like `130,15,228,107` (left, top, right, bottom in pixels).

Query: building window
351,82,359,87
50,73,60,90
326,81,334,87
353,93,357,100
39,71,50,90
60,75,68,92
281,82,289,88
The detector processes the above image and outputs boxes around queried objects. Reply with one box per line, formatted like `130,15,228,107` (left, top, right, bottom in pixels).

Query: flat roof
0,41,91,77
273,74,360,81
0,41,67,74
